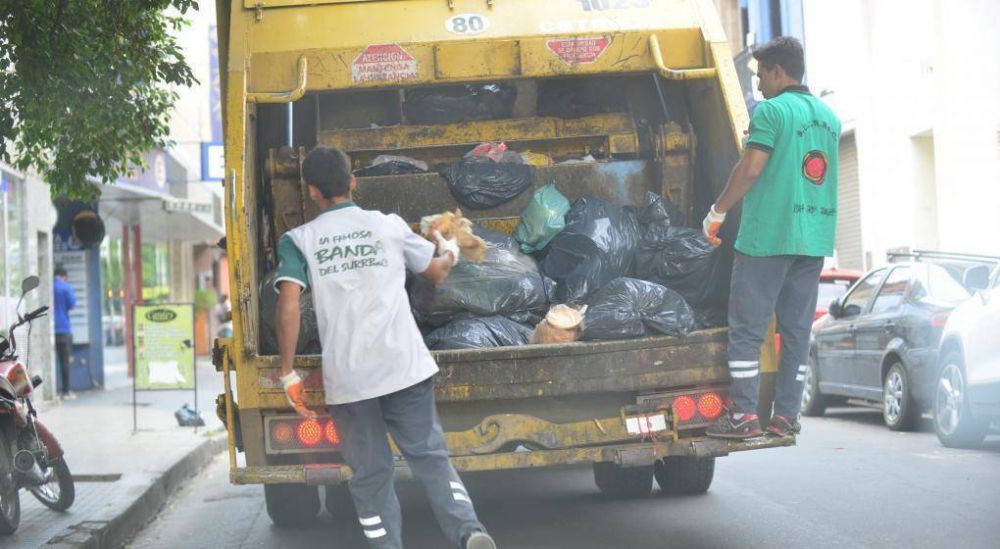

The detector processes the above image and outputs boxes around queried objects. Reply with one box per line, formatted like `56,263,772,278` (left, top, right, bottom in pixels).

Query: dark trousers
328,377,484,548
727,253,824,417
55,333,73,395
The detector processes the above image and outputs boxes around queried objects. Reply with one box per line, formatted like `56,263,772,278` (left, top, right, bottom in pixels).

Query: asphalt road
127,408,1000,549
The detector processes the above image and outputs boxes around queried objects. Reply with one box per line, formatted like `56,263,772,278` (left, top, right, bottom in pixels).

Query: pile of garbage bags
540,197,640,304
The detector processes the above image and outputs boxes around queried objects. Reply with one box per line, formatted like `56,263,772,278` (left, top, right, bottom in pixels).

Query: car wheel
800,355,827,417
593,462,653,499
883,363,918,431
934,352,988,449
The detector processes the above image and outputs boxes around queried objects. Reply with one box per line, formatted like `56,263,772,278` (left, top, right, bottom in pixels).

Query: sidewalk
7,349,226,549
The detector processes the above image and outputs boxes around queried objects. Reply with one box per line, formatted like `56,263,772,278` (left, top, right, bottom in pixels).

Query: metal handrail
648,34,717,81
247,56,308,104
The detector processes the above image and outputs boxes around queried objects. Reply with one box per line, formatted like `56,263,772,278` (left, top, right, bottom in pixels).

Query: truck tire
654,457,715,495
264,483,320,527
325,484,356,517
593,462,653,499
883,363,918,431
800,356,827,417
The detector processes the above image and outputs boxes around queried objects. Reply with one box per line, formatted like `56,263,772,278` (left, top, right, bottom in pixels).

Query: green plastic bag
515,184,571,254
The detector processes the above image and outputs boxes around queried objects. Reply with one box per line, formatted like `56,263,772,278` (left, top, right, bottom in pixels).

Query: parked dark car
802,262,972,430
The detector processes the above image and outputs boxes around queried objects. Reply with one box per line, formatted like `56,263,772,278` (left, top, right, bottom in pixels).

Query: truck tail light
673,396,697,422
324,419,340,445
698,392,724,420
636,387,729,430
265,415,341,454
297,419,323,446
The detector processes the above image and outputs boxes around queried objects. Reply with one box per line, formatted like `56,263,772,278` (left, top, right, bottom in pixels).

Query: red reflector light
673,396,697,422
297,419,323,446
324,419,340,445
698,393,724,420
271,422,294,445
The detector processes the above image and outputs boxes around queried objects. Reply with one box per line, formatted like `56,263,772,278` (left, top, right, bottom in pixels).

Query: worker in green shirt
703,36,841,439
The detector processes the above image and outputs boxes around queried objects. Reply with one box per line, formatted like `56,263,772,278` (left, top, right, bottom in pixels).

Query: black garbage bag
410,227,550,327
424,316,533,350
175,404,205,427
404,83,517,125
537,78,627,119
583,278,696,340
628,193,727,326
259,271,322,355
540,197,639,304
439,157,534,210
354,155,428,177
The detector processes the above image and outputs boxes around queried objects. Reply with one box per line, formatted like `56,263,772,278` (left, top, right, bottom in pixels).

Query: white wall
803,0,1000,267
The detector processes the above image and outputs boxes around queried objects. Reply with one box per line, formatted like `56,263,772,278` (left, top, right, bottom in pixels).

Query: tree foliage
0,1,198,199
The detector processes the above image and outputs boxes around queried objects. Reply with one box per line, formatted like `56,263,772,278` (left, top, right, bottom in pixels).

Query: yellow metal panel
245,0,701,54
318,113,637,153
435,40,521,79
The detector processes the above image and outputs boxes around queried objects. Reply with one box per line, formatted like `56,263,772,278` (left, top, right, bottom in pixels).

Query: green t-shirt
735,86,841,257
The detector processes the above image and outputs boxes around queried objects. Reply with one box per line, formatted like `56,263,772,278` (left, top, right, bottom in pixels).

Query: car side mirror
963,265,990,292
842,304,863,317
828,298,843,318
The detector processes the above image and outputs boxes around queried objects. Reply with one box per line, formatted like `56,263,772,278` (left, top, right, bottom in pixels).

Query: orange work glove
702,204,727,247
280,371,316,419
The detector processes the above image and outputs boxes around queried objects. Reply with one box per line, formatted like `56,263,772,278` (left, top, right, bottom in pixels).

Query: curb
43,434,227,549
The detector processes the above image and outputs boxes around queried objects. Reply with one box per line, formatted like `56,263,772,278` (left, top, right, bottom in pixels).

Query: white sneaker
64,392,77,400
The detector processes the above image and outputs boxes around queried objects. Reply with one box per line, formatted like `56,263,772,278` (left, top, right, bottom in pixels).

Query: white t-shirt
275,202,438,405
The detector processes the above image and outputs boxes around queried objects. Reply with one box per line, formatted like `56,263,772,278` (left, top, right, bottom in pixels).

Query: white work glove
280,371,316,419
702,204,726,247
433,230,460,266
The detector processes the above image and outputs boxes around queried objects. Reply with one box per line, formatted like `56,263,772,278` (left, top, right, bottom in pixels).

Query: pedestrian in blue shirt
53,267,77,399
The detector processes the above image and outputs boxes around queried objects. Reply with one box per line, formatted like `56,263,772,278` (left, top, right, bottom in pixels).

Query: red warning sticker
546,36,611,65
351,44,418,84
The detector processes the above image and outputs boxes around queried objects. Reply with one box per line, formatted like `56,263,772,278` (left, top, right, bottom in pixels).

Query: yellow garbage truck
213,0,789,526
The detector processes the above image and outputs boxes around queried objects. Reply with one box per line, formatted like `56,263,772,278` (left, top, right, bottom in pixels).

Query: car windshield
817,281,851,306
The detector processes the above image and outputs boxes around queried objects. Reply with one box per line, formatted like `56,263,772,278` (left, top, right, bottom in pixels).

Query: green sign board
134,304,195,390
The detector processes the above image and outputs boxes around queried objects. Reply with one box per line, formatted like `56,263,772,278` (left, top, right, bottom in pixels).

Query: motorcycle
0,276,75,535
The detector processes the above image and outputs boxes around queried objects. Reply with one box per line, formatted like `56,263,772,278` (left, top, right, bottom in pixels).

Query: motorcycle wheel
0,472,19,535
29,458,74,512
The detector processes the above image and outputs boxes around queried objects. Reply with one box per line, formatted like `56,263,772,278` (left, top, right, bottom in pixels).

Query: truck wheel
654,457,715,495
593,462,653,499
264,483,320,527
800,357,827,417
883,363,918,431
934,353,988,449
325,484,356,517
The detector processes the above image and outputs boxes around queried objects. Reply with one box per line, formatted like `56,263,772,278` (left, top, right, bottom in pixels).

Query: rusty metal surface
231,434,795,484
318,113,639,157
444,414,636,456
250,328,729,405
352,160,656,224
